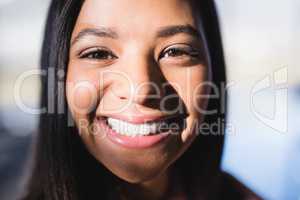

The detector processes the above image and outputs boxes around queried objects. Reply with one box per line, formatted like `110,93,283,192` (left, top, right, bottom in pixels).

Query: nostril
120,96,127,100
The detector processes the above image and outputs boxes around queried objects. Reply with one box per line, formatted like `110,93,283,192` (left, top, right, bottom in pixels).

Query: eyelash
79,48,117,60
78,46,200,61
158,46,200,60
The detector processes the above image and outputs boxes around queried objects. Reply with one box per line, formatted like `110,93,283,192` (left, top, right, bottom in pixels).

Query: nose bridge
115,54,163,104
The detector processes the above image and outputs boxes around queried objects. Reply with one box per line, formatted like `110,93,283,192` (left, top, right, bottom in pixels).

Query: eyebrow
71,27,118,46
71,25,200,46
156,25,200,38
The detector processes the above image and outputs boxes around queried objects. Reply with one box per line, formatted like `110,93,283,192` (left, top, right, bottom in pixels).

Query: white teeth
107,117,164,136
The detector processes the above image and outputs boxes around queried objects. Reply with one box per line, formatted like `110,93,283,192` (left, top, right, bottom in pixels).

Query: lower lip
97,118,171,149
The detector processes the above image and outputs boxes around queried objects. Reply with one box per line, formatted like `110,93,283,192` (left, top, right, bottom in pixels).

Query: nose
111,56,164,107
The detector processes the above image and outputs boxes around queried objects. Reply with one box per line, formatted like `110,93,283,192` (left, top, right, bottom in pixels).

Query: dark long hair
21,0,226,199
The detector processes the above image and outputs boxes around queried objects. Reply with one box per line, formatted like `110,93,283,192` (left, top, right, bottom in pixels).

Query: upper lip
97,112,188,124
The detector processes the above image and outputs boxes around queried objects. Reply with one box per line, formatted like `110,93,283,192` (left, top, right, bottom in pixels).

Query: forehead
73,0,200,36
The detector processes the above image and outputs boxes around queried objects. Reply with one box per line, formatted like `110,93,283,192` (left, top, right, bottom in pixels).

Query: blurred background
0,0,299,199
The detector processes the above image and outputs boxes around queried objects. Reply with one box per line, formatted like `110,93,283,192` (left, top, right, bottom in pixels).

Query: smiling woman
20,0,261,200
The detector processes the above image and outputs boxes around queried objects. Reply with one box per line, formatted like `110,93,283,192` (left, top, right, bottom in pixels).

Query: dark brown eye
158,45,200,60
79,48,117,60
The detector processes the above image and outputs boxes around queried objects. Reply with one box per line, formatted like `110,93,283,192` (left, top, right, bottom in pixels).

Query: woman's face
67,0,210,183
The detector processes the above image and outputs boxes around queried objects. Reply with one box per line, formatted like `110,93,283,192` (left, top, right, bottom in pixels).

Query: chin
99,145,173,183
115,167,167,184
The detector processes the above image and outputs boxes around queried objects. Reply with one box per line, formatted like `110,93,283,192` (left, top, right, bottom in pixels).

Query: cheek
66,81,99,115
65,66,101,119
164,65,209,115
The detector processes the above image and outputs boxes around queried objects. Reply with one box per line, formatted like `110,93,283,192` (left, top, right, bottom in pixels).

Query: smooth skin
66,0,211,199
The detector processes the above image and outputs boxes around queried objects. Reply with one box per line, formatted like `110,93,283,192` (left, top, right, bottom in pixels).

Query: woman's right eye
79,48,117,60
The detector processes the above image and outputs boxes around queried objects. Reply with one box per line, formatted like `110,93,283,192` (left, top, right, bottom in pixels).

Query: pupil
170,49,183,56
91,51,107,59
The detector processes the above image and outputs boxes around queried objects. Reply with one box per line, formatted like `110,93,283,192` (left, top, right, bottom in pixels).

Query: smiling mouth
96,113,187,149
100,113,187,137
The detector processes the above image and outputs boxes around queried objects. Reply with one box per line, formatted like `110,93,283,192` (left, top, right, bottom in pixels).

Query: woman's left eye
79,48,117,60
158,45,200,60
